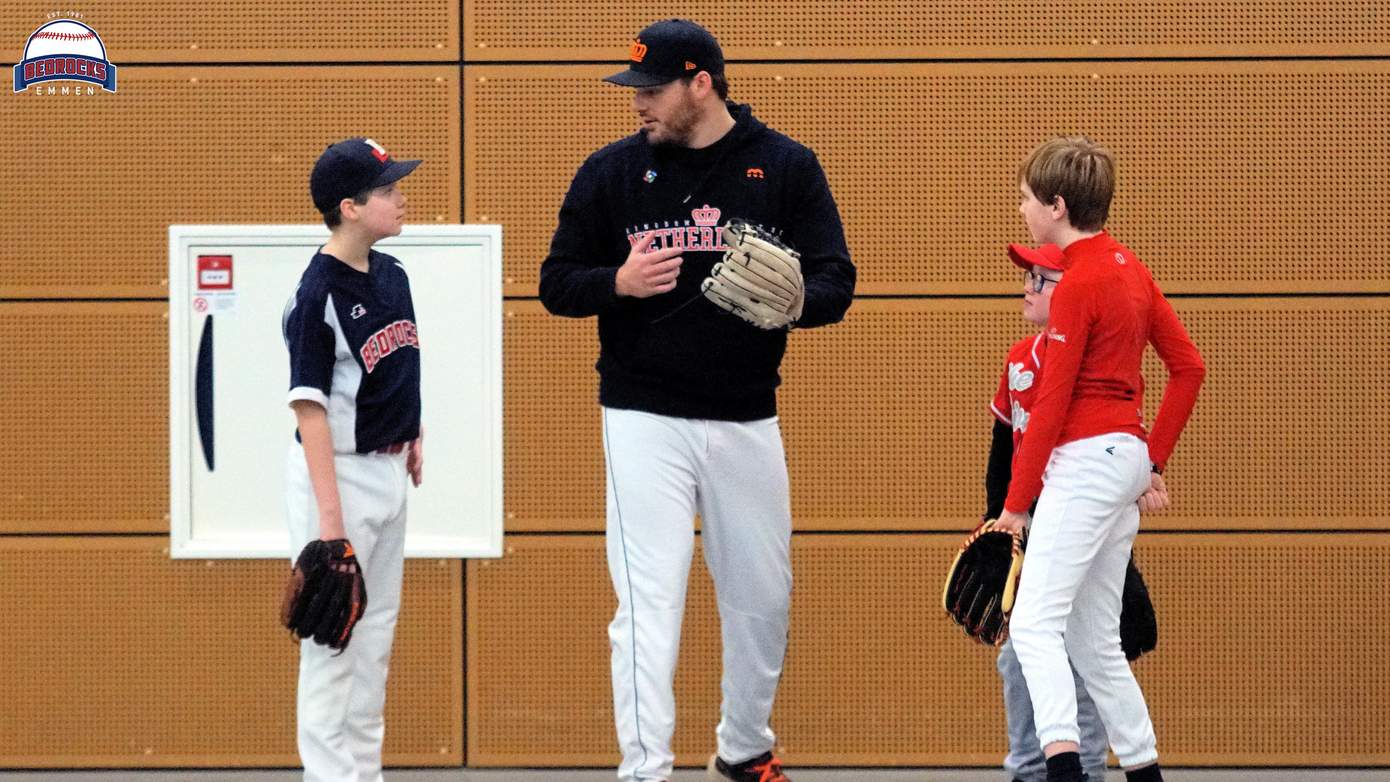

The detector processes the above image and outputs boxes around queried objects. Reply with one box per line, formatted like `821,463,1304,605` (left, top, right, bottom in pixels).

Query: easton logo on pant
359,319,419,373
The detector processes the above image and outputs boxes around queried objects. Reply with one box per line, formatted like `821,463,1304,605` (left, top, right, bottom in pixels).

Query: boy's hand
993,509,1029,535
1137,472,1169,513
407,426,424,487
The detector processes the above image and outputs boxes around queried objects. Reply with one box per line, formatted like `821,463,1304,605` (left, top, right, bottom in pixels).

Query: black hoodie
539,102,856,421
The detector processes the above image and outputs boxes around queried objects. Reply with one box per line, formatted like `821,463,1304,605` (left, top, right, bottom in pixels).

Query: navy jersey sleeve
983,418,1014,521
539,154,622,317
785,149,855,329
282,281,336,408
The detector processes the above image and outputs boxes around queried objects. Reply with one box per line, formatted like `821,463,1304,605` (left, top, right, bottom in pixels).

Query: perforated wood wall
4,0,1387,771
1,537,462,767
0,5,458,61
0,303,168,534
504,298,1390,532
8,295,1378,538
1,66,458,297
465,62,1390,297
461,2,1389,59
468,533,1390,766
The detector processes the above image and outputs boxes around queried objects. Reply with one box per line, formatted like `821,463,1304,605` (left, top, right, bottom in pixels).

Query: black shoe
707,750,791,781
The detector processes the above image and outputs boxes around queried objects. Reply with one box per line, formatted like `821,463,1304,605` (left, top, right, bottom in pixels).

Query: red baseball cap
1008,243,1067,272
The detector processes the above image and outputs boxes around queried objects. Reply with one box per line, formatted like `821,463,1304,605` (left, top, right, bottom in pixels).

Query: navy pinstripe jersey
282,249,421,454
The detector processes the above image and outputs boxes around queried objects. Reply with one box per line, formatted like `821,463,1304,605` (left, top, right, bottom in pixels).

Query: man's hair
1019,136,1115,232
682,72,729,100
321,189,373,229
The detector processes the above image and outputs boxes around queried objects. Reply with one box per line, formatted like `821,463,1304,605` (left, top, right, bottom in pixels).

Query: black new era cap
603,19,724,88
310,137,421,214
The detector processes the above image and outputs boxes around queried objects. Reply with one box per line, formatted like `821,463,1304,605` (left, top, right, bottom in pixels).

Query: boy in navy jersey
282,137,424,782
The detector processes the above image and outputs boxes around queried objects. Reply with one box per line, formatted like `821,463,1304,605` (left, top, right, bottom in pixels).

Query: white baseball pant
286,442,408,782
1008,431,1159,769
601,407,793,782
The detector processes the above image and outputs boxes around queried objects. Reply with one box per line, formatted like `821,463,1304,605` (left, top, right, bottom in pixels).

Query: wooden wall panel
462,1,1388,60
503,297,1390,532
0,4,457,62
0,537,462,767
0,303,168,534
2,66,459,297
467,533,1390,766
11,295,1380,534
465,62,1390,297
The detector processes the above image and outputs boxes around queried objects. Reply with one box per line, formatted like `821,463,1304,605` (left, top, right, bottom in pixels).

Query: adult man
539,18,855,782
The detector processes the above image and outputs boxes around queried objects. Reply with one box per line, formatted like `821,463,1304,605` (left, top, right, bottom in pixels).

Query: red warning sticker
197,255,233,290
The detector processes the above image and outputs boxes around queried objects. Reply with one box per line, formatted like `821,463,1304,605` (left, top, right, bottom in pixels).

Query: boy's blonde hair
1019,136,1115,232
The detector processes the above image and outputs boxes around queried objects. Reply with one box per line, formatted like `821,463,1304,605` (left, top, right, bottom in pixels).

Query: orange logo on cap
629,41,647,62
746,167,765,179
685,60,697,70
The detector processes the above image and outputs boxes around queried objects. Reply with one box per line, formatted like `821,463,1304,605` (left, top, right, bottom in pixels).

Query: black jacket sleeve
983,419,1014,520
539,156,621,318
786,150,855,329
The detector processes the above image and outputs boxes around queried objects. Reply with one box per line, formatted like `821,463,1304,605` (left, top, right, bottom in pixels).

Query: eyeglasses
1024,269,1062,293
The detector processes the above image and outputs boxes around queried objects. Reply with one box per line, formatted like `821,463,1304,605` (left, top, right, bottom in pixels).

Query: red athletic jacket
1003,231,1206,514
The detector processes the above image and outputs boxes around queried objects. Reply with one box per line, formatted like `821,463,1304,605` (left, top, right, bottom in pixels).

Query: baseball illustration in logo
14,20,117,93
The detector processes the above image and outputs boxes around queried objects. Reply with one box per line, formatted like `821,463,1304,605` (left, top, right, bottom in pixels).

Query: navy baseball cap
603,19,724,88
310,137,421,214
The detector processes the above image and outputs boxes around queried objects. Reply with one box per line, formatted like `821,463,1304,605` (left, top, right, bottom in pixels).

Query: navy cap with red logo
603,19,725,88
310,137,421,214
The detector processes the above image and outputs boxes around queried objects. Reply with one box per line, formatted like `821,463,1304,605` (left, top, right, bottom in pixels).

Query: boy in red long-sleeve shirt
992,137,1206,782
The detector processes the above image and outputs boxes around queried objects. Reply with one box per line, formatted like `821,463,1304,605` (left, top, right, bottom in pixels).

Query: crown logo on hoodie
691,204,721,226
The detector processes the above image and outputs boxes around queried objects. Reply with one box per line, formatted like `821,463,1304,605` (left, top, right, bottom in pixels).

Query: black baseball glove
280,538,368,652
942,520,1026,647
1120,554,1157,661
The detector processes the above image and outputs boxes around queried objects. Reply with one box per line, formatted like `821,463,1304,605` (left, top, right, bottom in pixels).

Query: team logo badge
643,169,657,183
363,138,390,163
1010,400,1030,433
360,320,419,373
14,18,117,94
691,204,720,226
1007,361,1034,392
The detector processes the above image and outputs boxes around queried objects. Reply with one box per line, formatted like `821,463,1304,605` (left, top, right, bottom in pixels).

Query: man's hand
615,231,683,298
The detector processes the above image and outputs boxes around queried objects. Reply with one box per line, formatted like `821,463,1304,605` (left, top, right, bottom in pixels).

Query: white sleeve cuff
990,402,1010,424
287,386,329,408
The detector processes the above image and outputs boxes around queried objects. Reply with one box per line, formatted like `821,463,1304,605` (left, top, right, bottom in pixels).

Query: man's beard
643,92,701,147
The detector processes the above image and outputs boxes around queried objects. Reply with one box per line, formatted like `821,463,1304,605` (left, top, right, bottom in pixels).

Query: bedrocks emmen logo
14,19,117,94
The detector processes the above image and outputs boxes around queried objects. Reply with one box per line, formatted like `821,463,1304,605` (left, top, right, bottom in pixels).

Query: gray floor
3,771,1385,781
